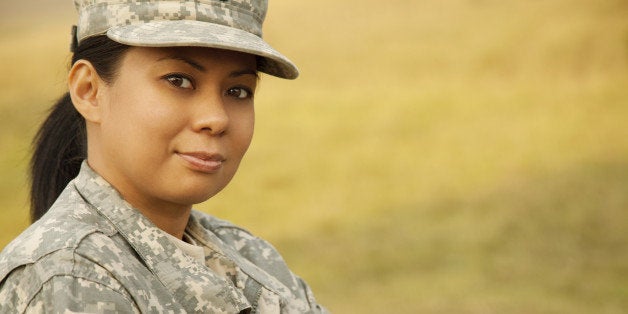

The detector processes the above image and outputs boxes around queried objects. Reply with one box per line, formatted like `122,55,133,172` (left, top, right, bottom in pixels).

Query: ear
68,60,105,123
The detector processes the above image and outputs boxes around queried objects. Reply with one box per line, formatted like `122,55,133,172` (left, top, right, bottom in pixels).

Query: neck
134,204,191,240
86,158,192,240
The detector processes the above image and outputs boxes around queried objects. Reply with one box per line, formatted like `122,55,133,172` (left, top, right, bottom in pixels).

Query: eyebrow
230,69,260,80
157,55,259,79
158,55,206,72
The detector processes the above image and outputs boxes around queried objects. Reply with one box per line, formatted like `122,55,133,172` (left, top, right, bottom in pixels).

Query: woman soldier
0,0,327,313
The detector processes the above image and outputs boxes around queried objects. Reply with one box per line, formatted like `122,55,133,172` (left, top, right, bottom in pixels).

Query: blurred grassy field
1,0,628,312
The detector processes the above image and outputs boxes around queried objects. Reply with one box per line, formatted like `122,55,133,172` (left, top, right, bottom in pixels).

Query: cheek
232,109,255,155
103,89,184,156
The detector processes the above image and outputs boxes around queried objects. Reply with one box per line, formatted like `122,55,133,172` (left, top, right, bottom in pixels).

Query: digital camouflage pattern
0,162,327,313
74,0,266,39
73,0,298,79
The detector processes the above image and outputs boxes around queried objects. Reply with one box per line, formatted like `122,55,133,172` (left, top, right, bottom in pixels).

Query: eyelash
162,73,254,99
163,73,195,89
227,86,254,99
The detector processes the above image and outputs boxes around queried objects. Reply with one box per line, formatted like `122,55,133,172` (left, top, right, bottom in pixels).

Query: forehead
120,46,258,70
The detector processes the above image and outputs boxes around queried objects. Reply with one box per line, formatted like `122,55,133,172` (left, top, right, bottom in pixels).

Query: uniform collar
73,161,251,312
186,213,298,300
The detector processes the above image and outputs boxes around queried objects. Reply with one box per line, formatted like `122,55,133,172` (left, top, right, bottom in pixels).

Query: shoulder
0,231,138,313
22,275,139,313
0,240,137,313
0,186,117,280
0,187,132,311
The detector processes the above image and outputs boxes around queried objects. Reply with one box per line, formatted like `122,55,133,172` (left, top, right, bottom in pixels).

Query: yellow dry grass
1,0,628,312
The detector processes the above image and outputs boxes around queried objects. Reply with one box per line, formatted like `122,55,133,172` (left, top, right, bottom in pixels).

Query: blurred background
1,0,628,312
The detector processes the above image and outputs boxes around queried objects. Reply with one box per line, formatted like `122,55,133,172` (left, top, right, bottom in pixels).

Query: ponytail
30,93,86,221
29,35,130,222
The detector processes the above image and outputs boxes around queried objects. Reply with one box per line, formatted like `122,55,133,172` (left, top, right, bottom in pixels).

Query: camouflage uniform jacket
0,163,327,313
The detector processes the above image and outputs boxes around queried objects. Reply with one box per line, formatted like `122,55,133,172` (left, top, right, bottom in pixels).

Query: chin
165,169,236,205
171,185,226,206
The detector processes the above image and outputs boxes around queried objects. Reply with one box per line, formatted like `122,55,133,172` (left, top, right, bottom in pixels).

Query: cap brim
106,20,299,79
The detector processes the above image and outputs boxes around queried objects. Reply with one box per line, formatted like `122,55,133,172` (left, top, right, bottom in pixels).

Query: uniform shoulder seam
24,273,137,312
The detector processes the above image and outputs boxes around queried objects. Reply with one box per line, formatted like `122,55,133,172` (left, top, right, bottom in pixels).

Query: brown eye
226,87,251,99
165,74,194,89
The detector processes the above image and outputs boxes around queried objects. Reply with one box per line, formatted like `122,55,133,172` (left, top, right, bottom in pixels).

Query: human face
89,46,257,214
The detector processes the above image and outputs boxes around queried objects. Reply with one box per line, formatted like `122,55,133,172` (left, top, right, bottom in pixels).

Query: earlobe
68,60,103,123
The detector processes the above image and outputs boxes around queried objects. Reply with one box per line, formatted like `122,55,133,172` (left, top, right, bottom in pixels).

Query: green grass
2,0,628,312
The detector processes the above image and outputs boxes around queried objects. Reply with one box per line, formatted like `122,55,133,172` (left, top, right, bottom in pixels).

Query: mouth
176,151,225,173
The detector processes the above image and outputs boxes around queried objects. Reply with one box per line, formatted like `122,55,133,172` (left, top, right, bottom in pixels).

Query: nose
191,94,229,136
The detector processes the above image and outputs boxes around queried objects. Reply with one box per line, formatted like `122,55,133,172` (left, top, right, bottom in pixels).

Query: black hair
30,35,130,222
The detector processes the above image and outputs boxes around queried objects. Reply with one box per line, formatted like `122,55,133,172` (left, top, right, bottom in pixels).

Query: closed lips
177,152,225,172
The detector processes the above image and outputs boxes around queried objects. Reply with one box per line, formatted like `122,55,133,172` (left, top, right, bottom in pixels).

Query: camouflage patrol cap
73,0,298,79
